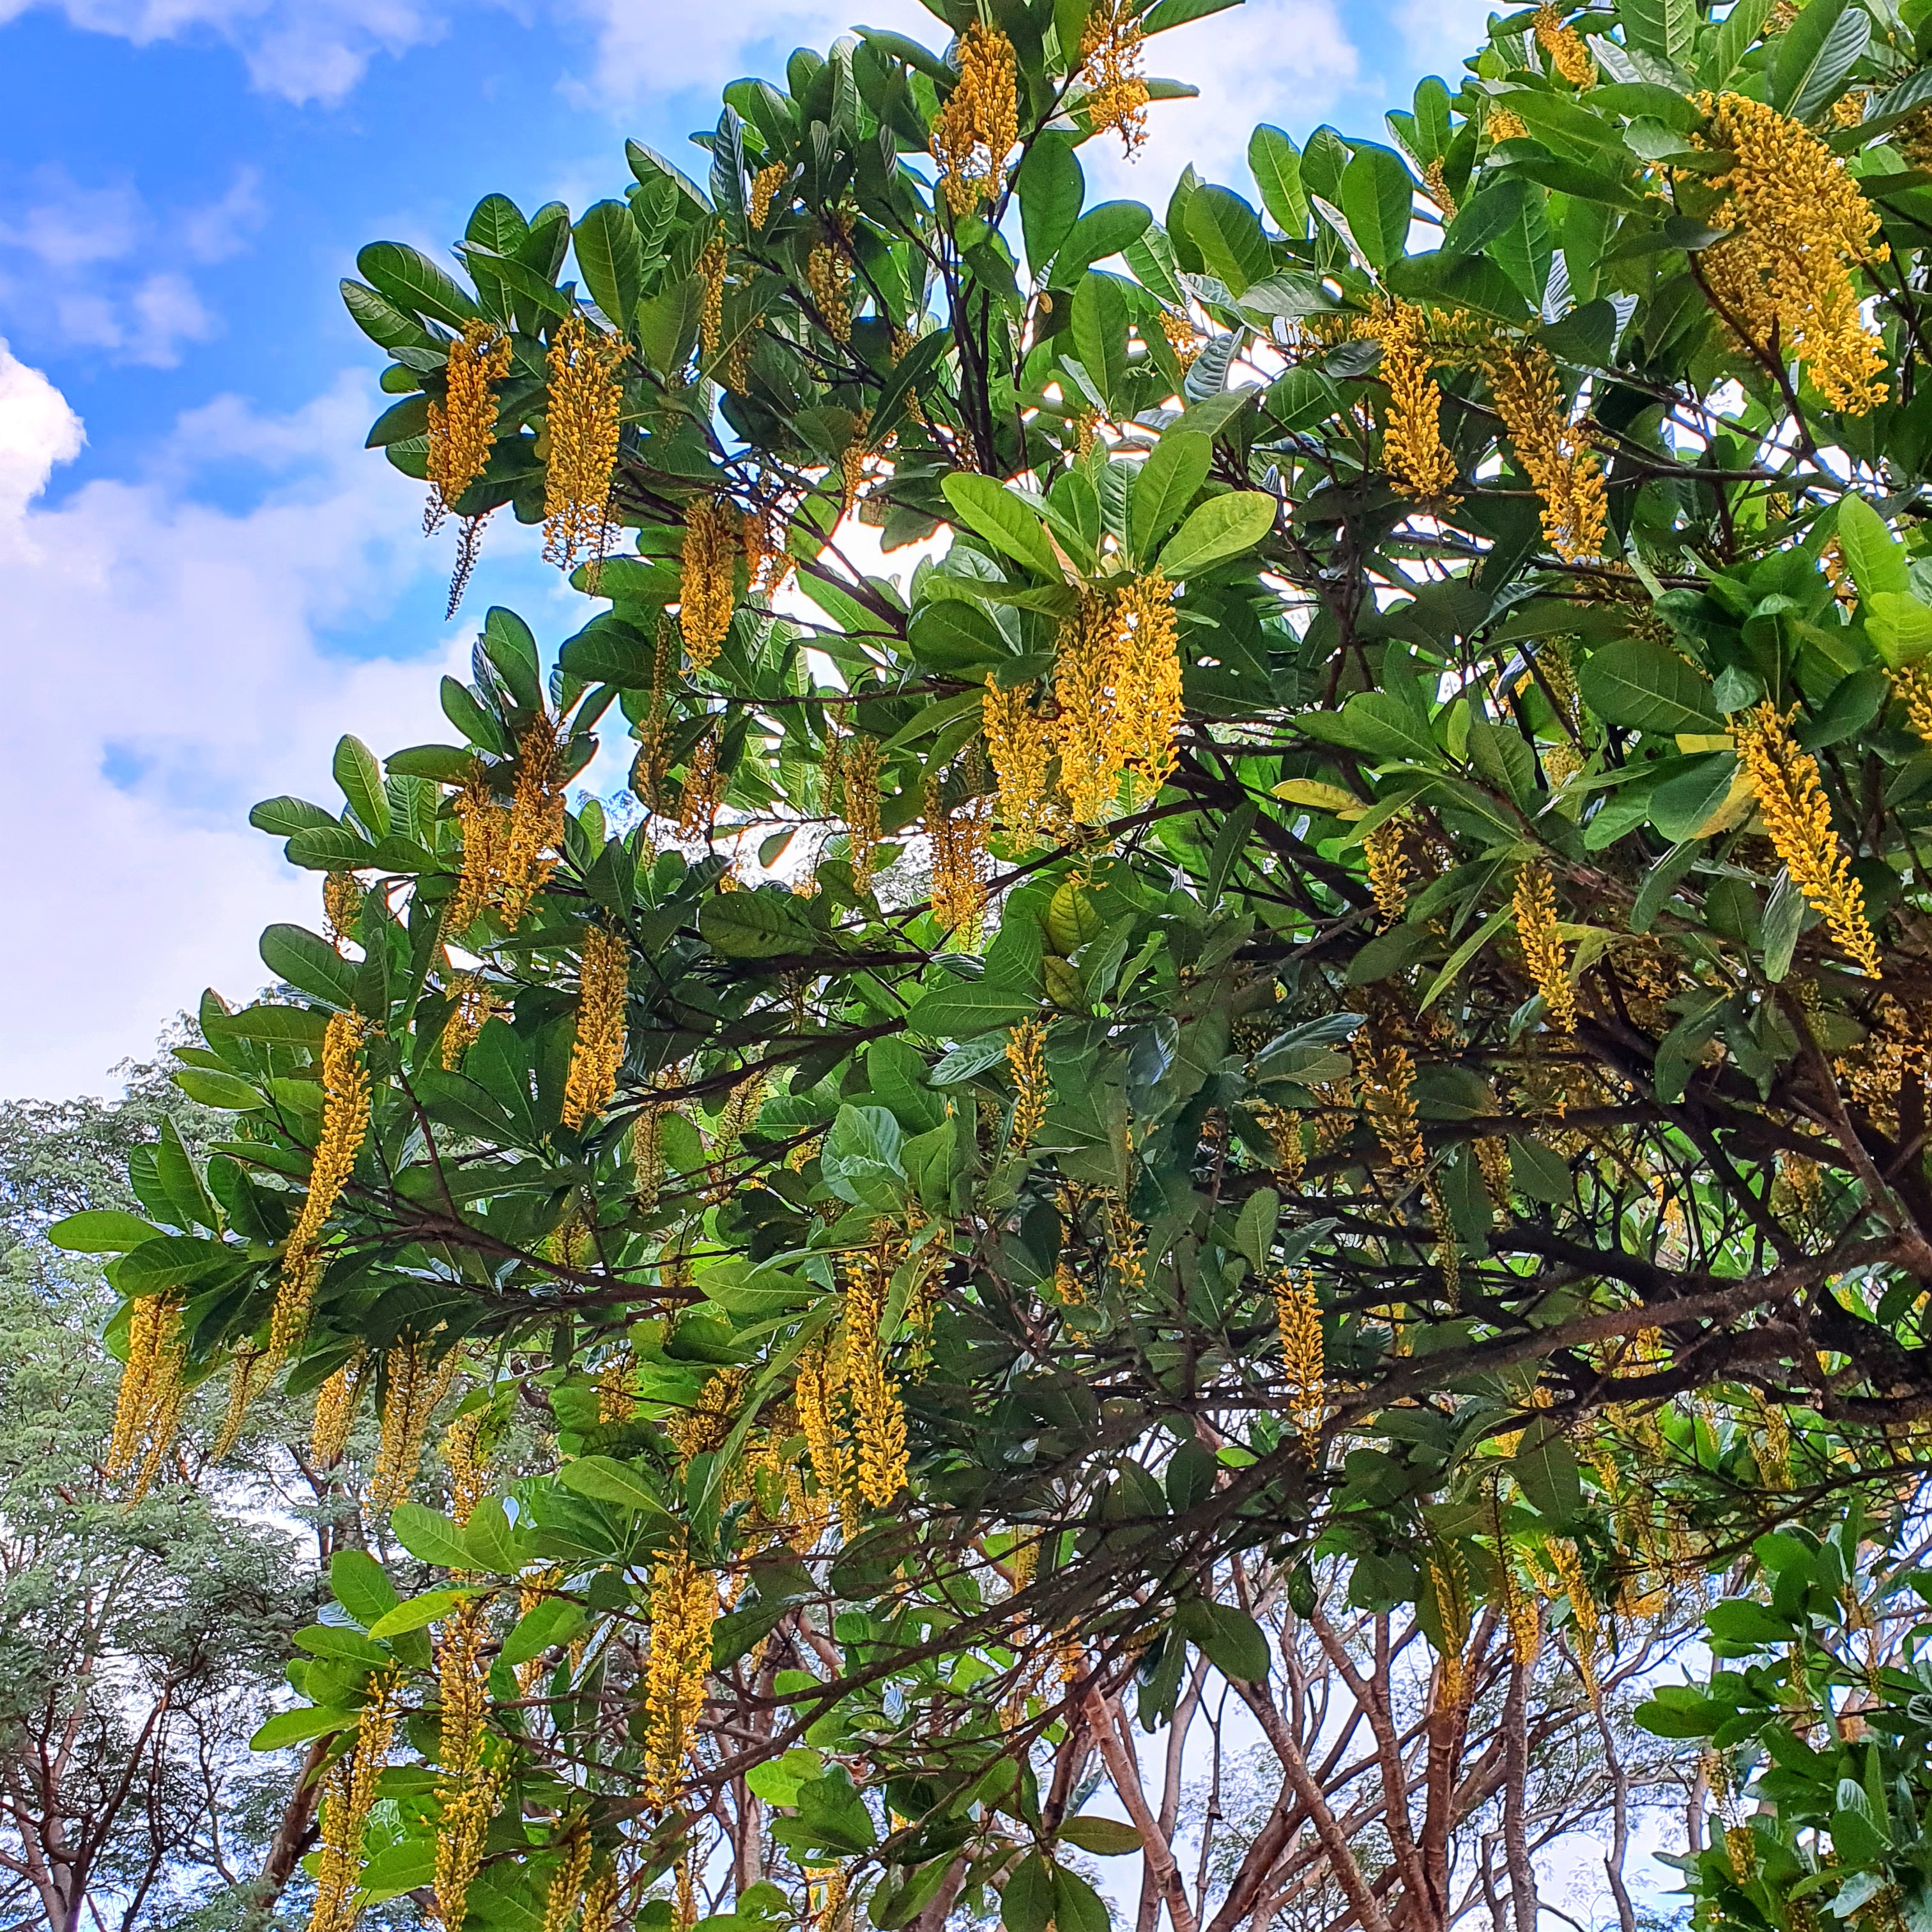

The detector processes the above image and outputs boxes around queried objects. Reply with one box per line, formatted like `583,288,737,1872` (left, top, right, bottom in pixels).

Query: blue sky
0,0,1492,1096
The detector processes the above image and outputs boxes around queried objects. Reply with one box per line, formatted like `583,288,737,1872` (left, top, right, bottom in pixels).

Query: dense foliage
56,0,1932,1926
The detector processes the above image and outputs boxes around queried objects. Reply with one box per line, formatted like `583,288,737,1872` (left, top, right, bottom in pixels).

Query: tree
64,1,1932,1928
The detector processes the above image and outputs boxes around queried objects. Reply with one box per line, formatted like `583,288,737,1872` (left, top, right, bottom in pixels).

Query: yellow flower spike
323,870,362,949
1361,816,1411,926
841,735,884,891
562,925,630,1131
108,1289,184,1479
1730,700,1882,976
806,240,853,342
1365,300,1459,505
796,1331,854,1536
449,770,510,933
930,21,1019,213
1547,1535,1600,1705
926,778,992,942
1514,859,1576,1032
1054,592,1129,824
369,1334,459,1512
844,1236,908,1508
540,1833,593,1932
749,160,788,230
1006,1018,1049,1153
270,1009,371,1368
1487,105,1528,142
306,1666,404,1932
1696,91,1887,413
1532,4,1594,86
1487,343,1606,562
641,1549,719,1811
678,498,738,672
542,313,624,575
1078,0,1150,154
500,712,567,932
1355,1035,1425,1173
433,1595,500,1932
441,973,502,1069
1273,1268,1324,1459
981,677,1057,846
426,321,512,530
1112,571,1184,798
696,229,727,360
1892,663,1932,749
310,1351,364,1468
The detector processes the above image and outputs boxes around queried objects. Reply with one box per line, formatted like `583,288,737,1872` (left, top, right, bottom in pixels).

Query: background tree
58,0,1932,1929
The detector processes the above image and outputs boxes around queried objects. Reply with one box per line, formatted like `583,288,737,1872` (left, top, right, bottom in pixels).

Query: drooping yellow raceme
1696,91,1887,413
926,779,992,942
844,1238,908,1508
749,161,788,230
841,735,884,891
307,1667,403,1932
542,313,624,573
930,21,1019,213
1532,4,1593,86
1078,0,1150,153
1273,1269,1324,1459
369,1334,459,1512
427,322,512,527
1365,300,1459,504
1356,1035,1425,1174
107,1290,188,1494
323,870,362,948
795,1331,854,1535
695,229,727,360
806,241,852,342
563,926,630,1131
1730,700,1882,976
310,1351,363,1467
641,1549,719,1811
1487,344,1606,562
1514,859,1576,1032
270,1009,371,1367
981,677,1057,845
1362,816,1411,926
1054,579,1185,824
499,712,567,932
1006,1020,1049,1154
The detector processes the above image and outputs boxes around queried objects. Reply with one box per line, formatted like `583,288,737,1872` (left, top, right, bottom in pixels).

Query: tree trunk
1501,1656,1538,1932
238,1736,332,1931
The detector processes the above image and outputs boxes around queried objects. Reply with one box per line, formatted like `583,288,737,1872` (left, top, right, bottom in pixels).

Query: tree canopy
52,0,1932,1928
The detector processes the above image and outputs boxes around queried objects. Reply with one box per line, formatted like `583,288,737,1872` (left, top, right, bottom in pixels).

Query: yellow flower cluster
931,21,1019,213
796,1332,854,1536
1547,1535,1600,1703
1532,4,1593,86
1423,158,1457,220
108,1291,188,1497
981,677,1057,845
210,1344,268,1462
696,229,727,360
542,313,624,572
1514,859,1575,1032
1730,700,1881,975
562,926,630,1131
1054,576,1185,824
1273,1269,1324,1459
675,499,741,675
806,241,853,342
926,780,992,940
540,1834,593,1932
1356,1035,1425,1173
749,161,788,230
844,1237,908,1508
270,1009,371,1367
841,734,885,891
450,772,508,933
435,1596,498,1932
1078,0,1149,154
1366,300,1459,504
641,1549,718,1811
1156,307,1201,371
503,714,569,929
309,1670,404,1932
1892,663,1932,748
1488,106,1527,143
1487,344,1606,562
441,1407,491,1525
369,1335,459,1512
1362,816,1411,926
1006,1019,1048,1153
1251,1101,1305,1183
310,1352,363,1468
323,870,362,949
1698,91,1887,413
441,973,502,1068
427,322,511,527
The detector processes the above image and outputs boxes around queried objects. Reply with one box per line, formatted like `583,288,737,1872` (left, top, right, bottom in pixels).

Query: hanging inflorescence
562,926,630,1131
323,871,362,949
679,497,739,673
795,1331,854,1536
641,1549,719,1811
108,1291,188,1499
441,973,503,1068
1054,576,1185,824
806,238,854,342
925,777,992,942
696,227,727,362
1006,1019,1049,1153
311,1349,364,1468
749,161,788,230
844,1232,909,1508
1273,1268,1324,1460
1078,0,1150,154
1362,816,1411,927
1356,1034,1426,1174
1731,700,1882,975
841,733,884,891
1532,4,1593,86
1486,342,1606,562
1365,300,1459,505
1514,859,1576,1032
930,21,1020,213
270,1009,371,1368
425,322,511,531
1696,91,1887,413
1425,1540,1473,1706
542,314,624,574
981,677,1057,846
308,1667,403,1932
369,1333,459,1512
502,713,568,930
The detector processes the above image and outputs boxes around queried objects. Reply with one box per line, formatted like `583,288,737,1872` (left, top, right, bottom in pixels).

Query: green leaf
249,1706,356,1752
1248,125,1307,236
1054,200,1153,280
1184,185,1269,295
1634,1696,1724,1738
1070,272,1130,413
249,795,340,838
341,279,438,353
49,1209,163,1253
904,979,1041,1040
356,241,479,331
699,890,816,959
556,1454,673,1519
1059,1818,1144,1856
1002,1855,1055,1932
637,275,703,379
463,1496,525,1574
1178,1600,1272,1681
208,1002,332,1048
1706,1600,1794,1646
1576,639,1719,733
1018,134,1084,276
1233,1187,1279,1271
331,1548,400,1626
574,199,644,330
1837,496,1910,601
942,473,1066,579
1487,179,1553,306
1052,1869,1110,1932
1158,491,1276,578
1337,145,1414,271
366,1588,477,1638
1772,0,1866,120
114,1235,246,1293
1622,0,1695,68
1130,430,1211,563
389,1503,475,1568
501,1595,586,1666
1512,1418,1581,1522
172,1070,266,1110
332,734,390,838
1863,592,1932,668
259,923,360,1009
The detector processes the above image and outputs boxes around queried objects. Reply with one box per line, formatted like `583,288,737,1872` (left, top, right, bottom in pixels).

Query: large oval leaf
1157,491,1277,578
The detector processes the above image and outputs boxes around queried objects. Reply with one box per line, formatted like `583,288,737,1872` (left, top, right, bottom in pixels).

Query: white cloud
0,338,489,1099
0,164,264,366
1388,0,1496,88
